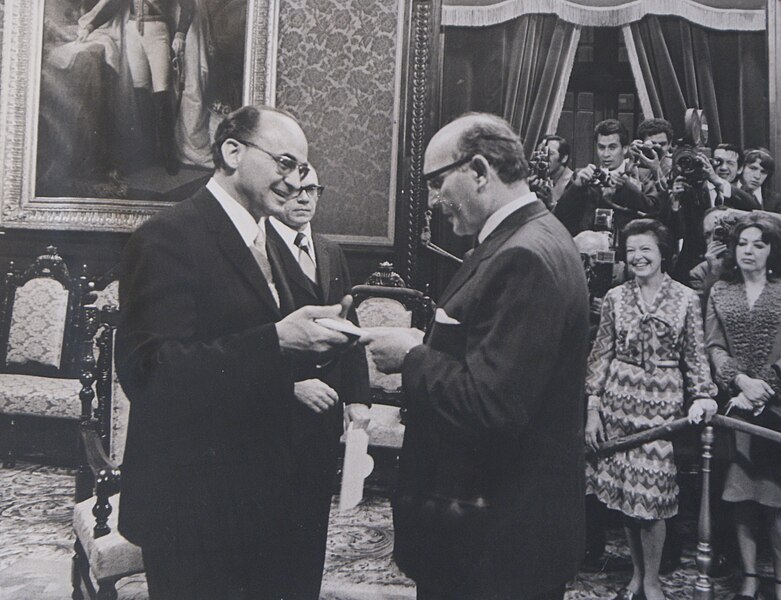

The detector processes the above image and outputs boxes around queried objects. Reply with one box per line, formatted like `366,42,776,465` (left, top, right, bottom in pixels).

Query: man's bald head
428,113,529,184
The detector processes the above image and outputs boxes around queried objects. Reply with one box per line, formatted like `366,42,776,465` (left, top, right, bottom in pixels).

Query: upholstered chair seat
72,494,143,583
0,374,84,419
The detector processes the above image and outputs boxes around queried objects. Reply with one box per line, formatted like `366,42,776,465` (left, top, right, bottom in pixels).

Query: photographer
666,147,756,284
713,143,743,184
555,119,661,241
530,135,574,212
688,207,734,307
629,118,674,194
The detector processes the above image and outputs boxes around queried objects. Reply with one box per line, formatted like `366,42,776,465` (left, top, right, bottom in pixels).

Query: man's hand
276,304,350,353
697,152,722,187
630,142,662,173
573,164,597,188
612,173,640,195
172,34,186,57
76,25,92,42
344,403,371,430
704,239,728,273
359,327,425,374
294,379,338,414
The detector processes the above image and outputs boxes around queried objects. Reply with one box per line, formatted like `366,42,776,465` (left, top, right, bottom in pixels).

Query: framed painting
0,0,279,232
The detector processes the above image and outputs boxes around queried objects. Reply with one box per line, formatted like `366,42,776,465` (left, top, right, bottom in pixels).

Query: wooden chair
72,305,144,600
350,262,434,493
0,246,96,466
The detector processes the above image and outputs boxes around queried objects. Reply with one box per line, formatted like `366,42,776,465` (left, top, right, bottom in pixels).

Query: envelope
434,308,461,325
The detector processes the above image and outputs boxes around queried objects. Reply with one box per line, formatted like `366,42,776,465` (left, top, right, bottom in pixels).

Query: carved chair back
0,246,88,379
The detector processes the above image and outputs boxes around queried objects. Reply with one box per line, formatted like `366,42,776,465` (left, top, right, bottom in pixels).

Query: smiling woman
585,218,718,600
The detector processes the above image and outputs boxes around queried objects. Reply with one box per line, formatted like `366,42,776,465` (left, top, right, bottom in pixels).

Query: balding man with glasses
116,105,355,599
361,113,590,600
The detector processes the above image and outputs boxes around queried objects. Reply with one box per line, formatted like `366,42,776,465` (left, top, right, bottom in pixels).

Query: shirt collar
268,216,316,262
207,178,260,246
477,191,538,244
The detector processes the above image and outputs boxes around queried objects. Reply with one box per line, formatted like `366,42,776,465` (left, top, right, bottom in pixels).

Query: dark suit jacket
394,201,590,598
116,188,296,553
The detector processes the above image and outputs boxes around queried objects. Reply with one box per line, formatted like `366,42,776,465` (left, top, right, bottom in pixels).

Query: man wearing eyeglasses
116,105,354,599
361,113,590,600
265,167,370,599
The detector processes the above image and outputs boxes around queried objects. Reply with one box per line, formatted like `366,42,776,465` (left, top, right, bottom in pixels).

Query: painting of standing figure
36,0,248,202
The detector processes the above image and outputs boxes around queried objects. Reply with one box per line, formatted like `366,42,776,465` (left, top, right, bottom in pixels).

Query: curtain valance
441,0,766,31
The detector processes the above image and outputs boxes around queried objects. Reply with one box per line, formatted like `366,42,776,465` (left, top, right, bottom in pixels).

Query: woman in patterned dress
705,212,781,600
585,219,718,600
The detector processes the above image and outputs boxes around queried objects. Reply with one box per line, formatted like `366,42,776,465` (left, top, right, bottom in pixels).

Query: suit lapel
438,201,548,306
194,190,282,318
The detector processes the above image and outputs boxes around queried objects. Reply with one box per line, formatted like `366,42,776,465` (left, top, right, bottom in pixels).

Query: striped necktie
294,232,317,283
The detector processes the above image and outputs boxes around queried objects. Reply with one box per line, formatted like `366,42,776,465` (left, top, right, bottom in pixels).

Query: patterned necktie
250,227,280,307
294,232,317,283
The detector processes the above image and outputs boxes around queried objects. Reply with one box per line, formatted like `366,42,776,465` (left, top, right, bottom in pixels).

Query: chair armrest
80,422,121,538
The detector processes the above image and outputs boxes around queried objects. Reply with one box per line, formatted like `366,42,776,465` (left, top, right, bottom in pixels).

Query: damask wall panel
276,0,402,244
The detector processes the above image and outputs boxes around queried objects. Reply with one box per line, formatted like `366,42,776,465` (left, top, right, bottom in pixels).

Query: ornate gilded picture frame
0,0,279,232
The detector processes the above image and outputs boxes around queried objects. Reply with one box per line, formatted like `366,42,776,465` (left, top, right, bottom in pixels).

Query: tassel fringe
442,0,766,31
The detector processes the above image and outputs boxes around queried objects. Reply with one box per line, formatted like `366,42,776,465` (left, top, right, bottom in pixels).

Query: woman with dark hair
586,218,717,600
739,148,781,213
706,211,781,600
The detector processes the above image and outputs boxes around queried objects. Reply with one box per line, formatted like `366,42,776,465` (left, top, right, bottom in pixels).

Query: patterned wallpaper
276,0,401,242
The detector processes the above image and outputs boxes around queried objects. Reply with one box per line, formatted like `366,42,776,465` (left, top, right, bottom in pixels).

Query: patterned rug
0,462,763,599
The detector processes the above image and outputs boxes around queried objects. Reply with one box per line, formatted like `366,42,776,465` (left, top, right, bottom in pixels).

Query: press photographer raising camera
628,118,674,194
665,145,756,284
530,135,574,212
555,119,661,242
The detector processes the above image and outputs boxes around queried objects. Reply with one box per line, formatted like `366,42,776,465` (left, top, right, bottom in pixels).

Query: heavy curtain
623,16,768,149
440,0,767,150
441,14,580,156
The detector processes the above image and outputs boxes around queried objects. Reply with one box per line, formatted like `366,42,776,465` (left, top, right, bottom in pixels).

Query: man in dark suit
265,166,370,599
116,105,352,600
362,113,591,600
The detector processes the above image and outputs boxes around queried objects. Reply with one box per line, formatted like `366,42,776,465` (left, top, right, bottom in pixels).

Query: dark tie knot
294,232,310,252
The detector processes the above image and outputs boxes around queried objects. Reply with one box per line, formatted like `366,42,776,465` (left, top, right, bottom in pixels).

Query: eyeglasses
423,155,473,192
293,184,325,199
235,139,310,179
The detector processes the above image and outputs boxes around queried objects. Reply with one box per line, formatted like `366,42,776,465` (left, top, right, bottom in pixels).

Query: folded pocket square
435,308,461,325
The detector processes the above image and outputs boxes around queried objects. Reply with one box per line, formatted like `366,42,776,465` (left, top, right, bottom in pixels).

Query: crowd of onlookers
532,120,781,600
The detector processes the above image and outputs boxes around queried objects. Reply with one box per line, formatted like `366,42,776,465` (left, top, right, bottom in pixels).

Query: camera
528,147,551,195
581,251,616,299
593,208,614,233
712,221,729,245
529,147,551,181
588,169,612,189
669,108,714,188
630,139,664,162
